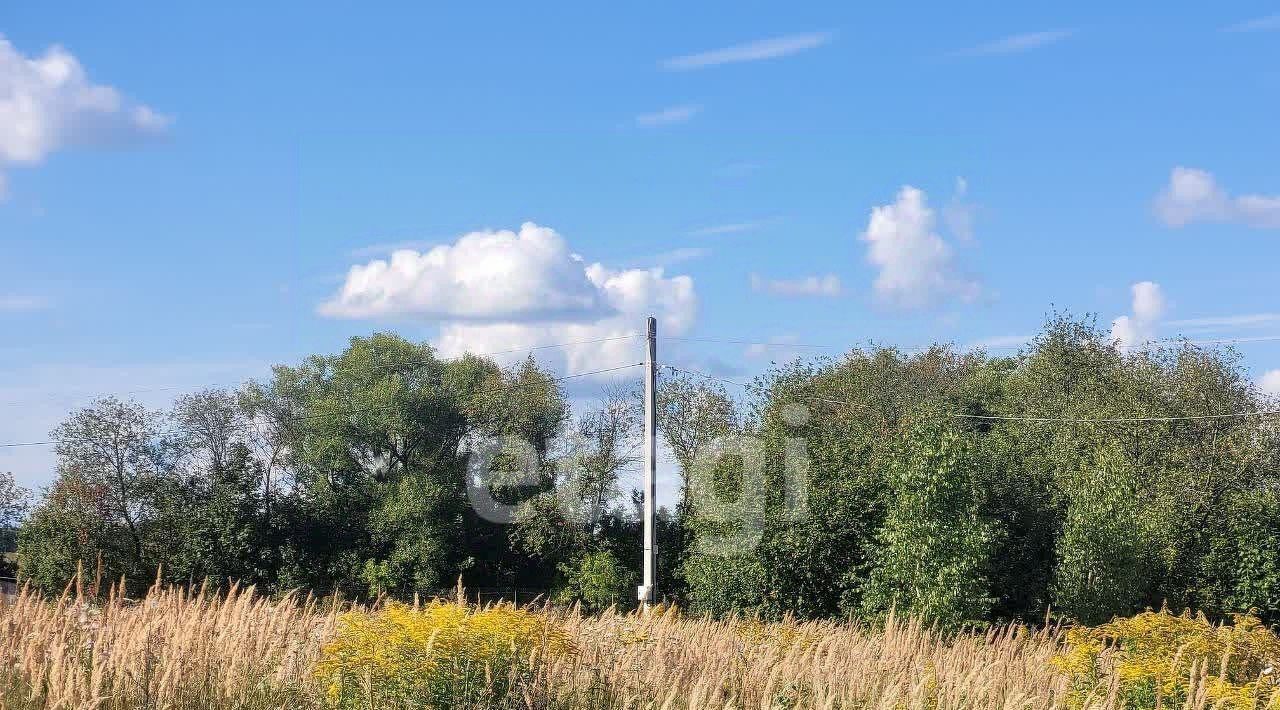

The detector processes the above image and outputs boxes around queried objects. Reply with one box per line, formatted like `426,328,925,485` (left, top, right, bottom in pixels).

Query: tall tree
20,398,167,591
860,416,1000,629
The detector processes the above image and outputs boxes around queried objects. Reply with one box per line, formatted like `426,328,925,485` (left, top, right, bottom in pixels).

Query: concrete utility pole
638,315,658,609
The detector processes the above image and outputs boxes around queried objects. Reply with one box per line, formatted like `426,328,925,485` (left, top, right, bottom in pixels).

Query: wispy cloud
1167,313,1280,331
661,32,833,71
950,29,1074,57
964,334,1032,351
717,161,762,179
0,295,48,313
648,247,710,267
635,104,701,127
750,273,842,297
1223,13,1280,32
348,239,442,259
687,218,777,237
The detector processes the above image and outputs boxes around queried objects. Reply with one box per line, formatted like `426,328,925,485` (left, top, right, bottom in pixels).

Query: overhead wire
662,364,1280,425
0,333,642,409
0,361,645,449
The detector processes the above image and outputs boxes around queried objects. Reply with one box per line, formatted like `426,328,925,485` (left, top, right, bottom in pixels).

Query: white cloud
635,104,700,127
942,176,977,241
749,273,842,297
0,36,169,190
1223,14,1280,32
661,32,833,71
1260,370,1280,397
743,334,802,362
1110,281,1166,349
860,185,982,309
0,295,47,312
348,238,443,259
964,334,1032,352
1154,167,1280,229
648,246,710,267
687,220,771,237
950,30,1074,57
1168,313,1280,330
321,222,698,375
320,222,606,322
717,161,761,178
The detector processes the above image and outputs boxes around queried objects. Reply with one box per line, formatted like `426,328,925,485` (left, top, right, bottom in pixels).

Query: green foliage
679,553,765,618
556,550,637,612
16,316,1280,631
858,417,1000,628
1052,444,1160,624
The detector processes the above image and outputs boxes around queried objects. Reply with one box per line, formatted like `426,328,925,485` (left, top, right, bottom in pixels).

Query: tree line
12,316,1280,627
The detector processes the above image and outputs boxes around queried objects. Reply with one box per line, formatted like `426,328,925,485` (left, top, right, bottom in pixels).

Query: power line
663,364,1280,425
666,332,1280,355
0,333,642,409
944,410,1280,424
664,336,841,349
0,361,646,449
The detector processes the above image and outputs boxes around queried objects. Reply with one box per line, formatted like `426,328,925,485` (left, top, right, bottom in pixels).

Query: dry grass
547,607,1069,709
1,581,1266,709
0,580,336,709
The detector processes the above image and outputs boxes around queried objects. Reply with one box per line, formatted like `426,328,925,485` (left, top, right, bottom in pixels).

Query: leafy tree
20,398,167,591
859,417,1000,628
1051,444,1162,624
0,471,30,531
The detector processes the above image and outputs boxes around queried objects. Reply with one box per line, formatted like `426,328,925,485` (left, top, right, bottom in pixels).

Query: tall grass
0,579,336,709
0,582,1275,709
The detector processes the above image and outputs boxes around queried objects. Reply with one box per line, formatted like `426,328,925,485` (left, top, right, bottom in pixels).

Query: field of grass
0,581,1276,709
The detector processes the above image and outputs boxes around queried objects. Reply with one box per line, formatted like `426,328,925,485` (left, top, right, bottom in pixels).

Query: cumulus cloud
0,36,169,192
1154,167,1280,229
1110,281,1166,349
749,273,842,297
860,185,982,309
320,223,606,322
1260,370,1280,398
321,222,697,375
660,32,832,71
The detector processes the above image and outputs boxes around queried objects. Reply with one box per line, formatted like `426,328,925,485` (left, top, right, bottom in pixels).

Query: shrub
556,550,636,612
314,599,571,709
1054,609,1280,708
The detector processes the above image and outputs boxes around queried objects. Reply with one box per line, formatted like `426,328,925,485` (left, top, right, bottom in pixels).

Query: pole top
647,315,657,336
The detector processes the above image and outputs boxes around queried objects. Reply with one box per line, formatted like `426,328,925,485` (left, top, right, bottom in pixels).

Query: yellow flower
315,600,572,708
1053,609,1280,709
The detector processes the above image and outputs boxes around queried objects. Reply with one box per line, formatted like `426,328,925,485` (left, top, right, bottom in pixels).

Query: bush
315,599,571,709
1054,609,1280,708
556,550,636,612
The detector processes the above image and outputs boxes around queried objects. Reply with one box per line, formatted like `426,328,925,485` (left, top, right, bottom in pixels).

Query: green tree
1052,444,1162,624
859,417,999,628
19,398,167,591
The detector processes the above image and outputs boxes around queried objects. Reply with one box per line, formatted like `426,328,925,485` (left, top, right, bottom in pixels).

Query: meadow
1,580,1278,709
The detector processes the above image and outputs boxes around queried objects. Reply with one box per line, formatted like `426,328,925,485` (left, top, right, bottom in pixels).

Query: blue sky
2,3,1280,490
